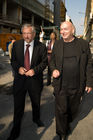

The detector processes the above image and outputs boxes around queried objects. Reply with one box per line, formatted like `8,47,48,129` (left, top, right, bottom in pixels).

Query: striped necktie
24,44,30,71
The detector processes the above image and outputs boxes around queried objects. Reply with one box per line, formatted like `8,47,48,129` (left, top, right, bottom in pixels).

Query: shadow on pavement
0,124,5,132
53,135,59,140
0,55,11,76
0,82,13,95
0,86,55,140
71,91,93,132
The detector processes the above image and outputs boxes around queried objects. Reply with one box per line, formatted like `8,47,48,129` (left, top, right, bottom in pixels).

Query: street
0,51,93,140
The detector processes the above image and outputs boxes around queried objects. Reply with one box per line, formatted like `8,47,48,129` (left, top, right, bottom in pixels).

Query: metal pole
54,0,61,27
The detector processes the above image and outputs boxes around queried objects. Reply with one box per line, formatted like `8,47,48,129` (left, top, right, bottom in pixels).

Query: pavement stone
0,53,93,140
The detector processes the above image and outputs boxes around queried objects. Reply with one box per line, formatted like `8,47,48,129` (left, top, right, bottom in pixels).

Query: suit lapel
19,40,24,66
59,39,64,59
74,38,81,62
59,39,64,69
31,40,38,67
54,39,64,72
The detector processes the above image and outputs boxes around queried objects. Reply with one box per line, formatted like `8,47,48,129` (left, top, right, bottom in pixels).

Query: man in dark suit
7,24,48,140
50,21,93,140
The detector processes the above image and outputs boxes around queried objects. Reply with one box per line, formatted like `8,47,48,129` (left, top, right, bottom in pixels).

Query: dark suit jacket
11,39,48,92
50,37,93,94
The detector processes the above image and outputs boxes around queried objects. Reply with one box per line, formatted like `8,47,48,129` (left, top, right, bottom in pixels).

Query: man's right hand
18,67,27,75
52,69,60,78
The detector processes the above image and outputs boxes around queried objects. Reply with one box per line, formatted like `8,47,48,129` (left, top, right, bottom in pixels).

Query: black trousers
55,88,81,135
47,66,51,85
13,81,41,130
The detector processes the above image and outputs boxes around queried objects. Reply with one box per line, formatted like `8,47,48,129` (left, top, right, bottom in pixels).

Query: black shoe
7,128,20,140
67,125,71,135
59,134,67,140
33,120,44,127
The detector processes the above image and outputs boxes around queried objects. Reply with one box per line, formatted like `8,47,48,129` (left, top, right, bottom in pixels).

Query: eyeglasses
22,32,33,35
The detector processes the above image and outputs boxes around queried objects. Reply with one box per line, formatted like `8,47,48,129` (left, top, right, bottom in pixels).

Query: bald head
60,21,75,42
60,21,75,34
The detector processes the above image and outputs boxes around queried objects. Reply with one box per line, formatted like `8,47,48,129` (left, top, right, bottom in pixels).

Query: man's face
22,27,36,43
60,22,74,41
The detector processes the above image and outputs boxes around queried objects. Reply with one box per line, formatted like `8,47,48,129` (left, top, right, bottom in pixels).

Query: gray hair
21,23,36,33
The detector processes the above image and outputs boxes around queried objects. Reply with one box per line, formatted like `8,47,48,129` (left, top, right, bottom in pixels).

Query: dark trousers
47,66,51,85
55,88,81,135
13,83,41,130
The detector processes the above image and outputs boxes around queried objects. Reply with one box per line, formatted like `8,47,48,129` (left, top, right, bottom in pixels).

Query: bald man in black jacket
50,21,93,140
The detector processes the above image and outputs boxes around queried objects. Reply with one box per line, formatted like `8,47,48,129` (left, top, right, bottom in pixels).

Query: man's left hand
25,69,35,77
85,87,92,93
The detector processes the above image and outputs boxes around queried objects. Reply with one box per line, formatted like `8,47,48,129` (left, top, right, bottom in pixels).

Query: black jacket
11,39,48,92
50,37,93,94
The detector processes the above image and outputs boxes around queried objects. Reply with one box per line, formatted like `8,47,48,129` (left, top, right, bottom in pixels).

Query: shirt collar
24,40,34,47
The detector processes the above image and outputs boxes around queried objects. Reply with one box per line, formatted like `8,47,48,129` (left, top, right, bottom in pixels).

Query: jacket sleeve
86,42,93,87
11,42,22,73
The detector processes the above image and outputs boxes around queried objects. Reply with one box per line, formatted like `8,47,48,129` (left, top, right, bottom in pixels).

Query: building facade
83,0,93,41
0,0,66,52
0,0,66,34
0,0,54,34
54,0,66,27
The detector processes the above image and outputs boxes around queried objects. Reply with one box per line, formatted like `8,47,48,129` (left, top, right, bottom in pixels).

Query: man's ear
72,29,75,35
72,26,76,35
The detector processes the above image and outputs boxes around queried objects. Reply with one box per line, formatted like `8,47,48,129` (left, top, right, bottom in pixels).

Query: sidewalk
0,52,93,140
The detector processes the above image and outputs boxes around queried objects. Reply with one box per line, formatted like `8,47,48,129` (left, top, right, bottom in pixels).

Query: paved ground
0,50,93,140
